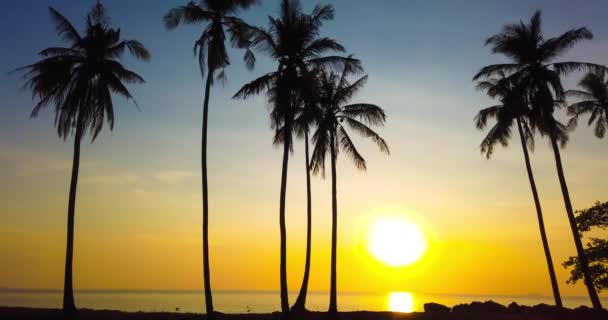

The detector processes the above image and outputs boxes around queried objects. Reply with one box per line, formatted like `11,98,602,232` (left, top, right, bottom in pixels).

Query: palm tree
474,11,606,309
163,1,257,317
290,72,323,312
309,64,389,314
15,2,149,315
233,0,347,315
291,112,314,313
567,70,608,138
475,74,563,307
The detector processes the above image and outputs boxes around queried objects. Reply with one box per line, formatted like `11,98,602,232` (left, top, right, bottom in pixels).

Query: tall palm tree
475,74,563,307
233,0,347,315
290,72,323,312
15,2,149,315
163,1,257,317
309,64,389,314
567,70,608,138
474,11,606,309
291,115,314,313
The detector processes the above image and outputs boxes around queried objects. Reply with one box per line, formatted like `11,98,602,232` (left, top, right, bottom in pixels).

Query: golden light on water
388,292,414,312
367,217,427,267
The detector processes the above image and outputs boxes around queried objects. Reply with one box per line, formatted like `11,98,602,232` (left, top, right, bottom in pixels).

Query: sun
367,217,427,267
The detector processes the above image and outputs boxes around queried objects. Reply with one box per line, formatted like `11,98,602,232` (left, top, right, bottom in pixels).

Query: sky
1,0,608,299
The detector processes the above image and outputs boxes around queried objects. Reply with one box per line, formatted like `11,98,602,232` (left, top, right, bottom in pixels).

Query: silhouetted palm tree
475,74,563,307
567,70,608,138
15,3,149,315
474,10,606,309
163,1,257,317
289,72,323,312
233,0,346,315
309,63,389,314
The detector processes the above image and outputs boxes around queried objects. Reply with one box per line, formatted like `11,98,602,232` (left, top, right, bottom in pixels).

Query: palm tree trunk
328,130,338,314
292,130,312,312
279,122,291,318
548,130,603,310
63,121,83,315
516,117,563,308
202,70,214,318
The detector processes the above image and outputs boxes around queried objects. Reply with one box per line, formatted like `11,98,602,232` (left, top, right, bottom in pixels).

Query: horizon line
0,288,597,299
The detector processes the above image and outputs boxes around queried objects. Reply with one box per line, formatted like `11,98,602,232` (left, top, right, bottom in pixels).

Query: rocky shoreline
424,300,606,317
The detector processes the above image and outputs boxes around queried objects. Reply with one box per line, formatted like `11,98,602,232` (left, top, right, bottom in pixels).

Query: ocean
1,289,606,313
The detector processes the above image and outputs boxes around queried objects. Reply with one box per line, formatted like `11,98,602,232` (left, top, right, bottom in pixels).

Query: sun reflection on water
388,292,414,312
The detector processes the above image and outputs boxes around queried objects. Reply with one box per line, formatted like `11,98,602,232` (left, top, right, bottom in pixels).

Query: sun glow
368,217,427,267
388,292,415,312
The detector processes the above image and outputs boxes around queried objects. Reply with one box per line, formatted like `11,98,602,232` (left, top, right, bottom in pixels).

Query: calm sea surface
1,289,606,313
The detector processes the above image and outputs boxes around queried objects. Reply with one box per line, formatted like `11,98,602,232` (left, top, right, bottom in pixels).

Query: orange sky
1,126,608,297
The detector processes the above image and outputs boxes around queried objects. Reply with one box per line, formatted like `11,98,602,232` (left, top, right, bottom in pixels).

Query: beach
2,305,608,320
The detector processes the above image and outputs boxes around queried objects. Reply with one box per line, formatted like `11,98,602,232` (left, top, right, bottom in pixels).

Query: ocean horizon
1,288,606,313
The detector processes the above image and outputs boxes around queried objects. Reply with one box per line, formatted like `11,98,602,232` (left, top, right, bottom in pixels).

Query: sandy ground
2,306,608,320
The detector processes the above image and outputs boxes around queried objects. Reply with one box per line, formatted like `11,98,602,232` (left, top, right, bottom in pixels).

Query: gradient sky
1,0,608,298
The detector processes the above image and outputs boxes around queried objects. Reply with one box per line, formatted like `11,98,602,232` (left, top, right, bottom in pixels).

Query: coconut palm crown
567,70,608,138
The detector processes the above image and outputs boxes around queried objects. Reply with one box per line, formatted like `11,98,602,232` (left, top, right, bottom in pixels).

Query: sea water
0,289,605,313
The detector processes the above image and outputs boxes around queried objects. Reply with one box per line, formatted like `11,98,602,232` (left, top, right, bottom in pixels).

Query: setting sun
368,217,427,267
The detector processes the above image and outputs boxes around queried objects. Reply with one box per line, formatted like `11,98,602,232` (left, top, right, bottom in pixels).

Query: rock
573,305,593,312
507,302,523,313
423,302,450,312
475,301,508,313
530,303,561,313
451,303,470,312
572,305,599,317
452,301,507,313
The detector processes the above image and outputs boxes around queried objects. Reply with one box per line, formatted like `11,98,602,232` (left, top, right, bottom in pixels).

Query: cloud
153,170,196,185
81,172,140,185
0,147,96,175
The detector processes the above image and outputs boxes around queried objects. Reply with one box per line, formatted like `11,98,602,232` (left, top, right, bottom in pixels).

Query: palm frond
39,47,81,57
541,28,593,62
233,72,277,99
163,3,211,29
105,60,145,84
48,7,82,44
341,103,386,126
249,26,279,59
109,40,150,61
337,125,366,170
474,105,503,129
335,75,368,105
520,117,536,152
593,113,607,138
310,4,334,24
566,89,596,101
302,37,345,57
567,100,598,116
341,117,390,155
310,121,330,176
579,71,607,98
473,64,521,80
480,121,512,159
552,62,608,77
105,72,137,105
307,55,361,73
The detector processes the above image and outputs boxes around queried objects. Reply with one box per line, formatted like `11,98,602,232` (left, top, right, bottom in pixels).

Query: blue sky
2,0,608,296
2,0,608,149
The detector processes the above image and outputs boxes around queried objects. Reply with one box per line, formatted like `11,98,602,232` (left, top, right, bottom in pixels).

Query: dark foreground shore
2,303,607,320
